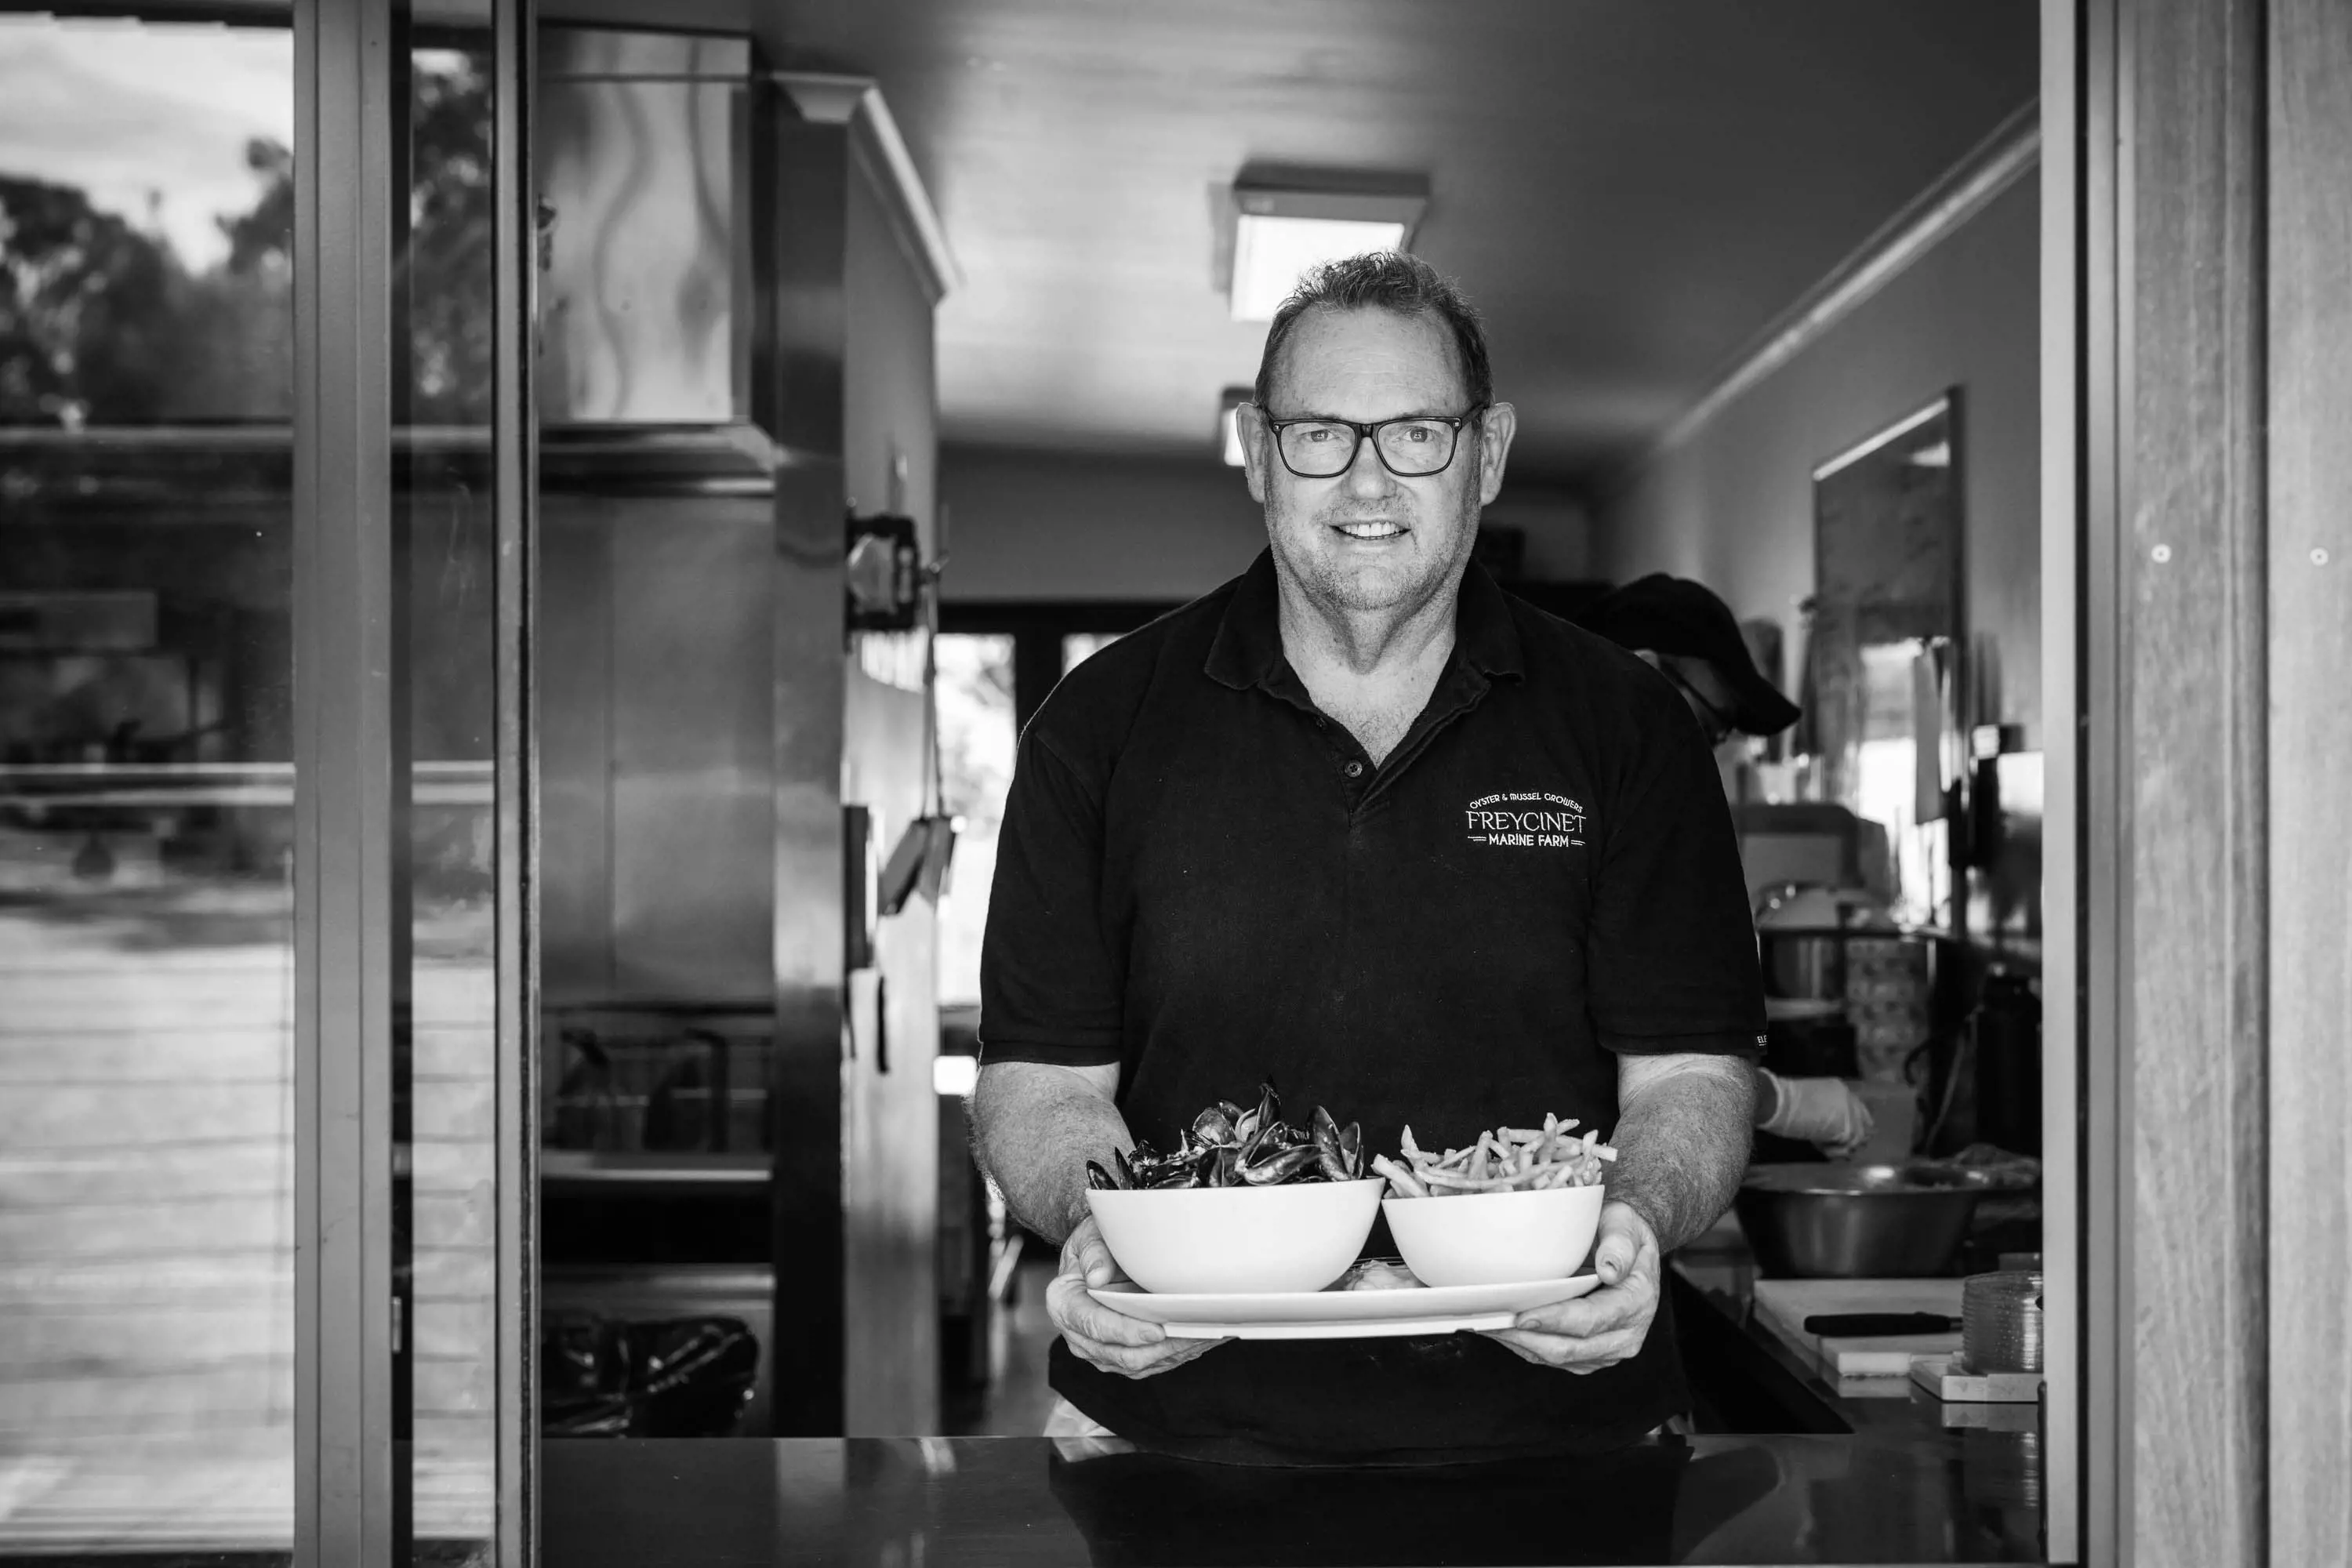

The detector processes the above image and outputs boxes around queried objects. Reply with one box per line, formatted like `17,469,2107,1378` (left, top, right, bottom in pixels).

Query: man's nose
1342,432,1396,498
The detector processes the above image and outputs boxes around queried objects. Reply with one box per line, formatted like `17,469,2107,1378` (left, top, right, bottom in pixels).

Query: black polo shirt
979,549,1764,1466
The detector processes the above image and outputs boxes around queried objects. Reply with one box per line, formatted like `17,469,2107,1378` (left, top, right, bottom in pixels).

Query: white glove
1756,1069,1875,1158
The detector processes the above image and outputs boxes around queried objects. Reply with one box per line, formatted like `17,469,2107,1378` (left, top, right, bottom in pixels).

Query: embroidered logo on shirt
1464,792,1587,848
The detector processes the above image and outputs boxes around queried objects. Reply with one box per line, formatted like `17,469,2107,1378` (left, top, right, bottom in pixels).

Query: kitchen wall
838,129,945,1439
939,443,1593,604
539,493,777,1005
1592,172,2041,743
846,151,940,549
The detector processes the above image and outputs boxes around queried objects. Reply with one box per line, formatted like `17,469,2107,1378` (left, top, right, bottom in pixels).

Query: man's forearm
1606,1058,1755,1254
970,1061,1134,1246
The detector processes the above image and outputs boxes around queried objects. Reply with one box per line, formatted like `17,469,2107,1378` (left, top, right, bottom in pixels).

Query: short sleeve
1586,695,1767,1058
977,728,1126,1067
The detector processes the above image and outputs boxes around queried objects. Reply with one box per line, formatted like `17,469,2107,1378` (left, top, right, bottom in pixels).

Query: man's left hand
1480,1200,1661,1374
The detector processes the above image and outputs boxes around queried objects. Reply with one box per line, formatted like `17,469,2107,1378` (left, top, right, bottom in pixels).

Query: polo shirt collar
1204,547,1527,691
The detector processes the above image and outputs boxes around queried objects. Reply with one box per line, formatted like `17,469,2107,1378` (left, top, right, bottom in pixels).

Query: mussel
1192,1105,1237,1147
1085,1080,1363,1190
1239,1144,1320,1185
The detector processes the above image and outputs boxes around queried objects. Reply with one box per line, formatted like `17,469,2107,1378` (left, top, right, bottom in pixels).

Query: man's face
1242,305,1516,619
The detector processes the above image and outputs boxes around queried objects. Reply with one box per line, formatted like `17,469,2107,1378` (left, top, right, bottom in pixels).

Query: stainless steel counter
1671,1210,2045,1442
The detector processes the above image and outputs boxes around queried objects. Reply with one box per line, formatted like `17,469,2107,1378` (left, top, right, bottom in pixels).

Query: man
971,253,1762,1465
1578,575,1874,1160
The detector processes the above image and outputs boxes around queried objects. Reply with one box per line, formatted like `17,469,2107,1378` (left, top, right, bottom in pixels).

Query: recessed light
1232,216,1410,321
1225,171,1429,322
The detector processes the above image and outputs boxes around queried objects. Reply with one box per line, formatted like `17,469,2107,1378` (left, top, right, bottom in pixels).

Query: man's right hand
1047,1215,1229,1378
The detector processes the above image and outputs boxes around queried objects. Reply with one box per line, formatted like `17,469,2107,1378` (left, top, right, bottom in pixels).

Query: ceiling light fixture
1225,169,1430,322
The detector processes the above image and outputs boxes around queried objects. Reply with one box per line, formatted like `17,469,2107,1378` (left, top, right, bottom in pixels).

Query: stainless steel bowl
1733,1163,1998,1278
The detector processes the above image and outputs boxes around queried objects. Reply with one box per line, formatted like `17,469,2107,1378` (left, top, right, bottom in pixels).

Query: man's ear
1238,403,1270,505
1474,401,1519,508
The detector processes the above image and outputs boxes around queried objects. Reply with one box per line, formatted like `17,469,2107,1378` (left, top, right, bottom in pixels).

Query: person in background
1577,574,1872,1160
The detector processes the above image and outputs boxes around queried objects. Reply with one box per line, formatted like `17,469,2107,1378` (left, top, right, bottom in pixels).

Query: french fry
1372,1153,1430,1199
1420,1170,1527,1192
1379,1114,1617,1196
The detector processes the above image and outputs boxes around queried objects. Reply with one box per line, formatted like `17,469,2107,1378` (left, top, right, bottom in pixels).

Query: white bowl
1085,1178,1387,1294
1381,1185,1606,1287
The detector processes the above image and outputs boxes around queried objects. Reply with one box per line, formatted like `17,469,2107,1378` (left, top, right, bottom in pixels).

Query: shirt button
1314,717,1328,729
1342,760,1365,779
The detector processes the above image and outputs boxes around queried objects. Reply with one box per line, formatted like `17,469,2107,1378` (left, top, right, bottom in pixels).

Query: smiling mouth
1331,520,1406,540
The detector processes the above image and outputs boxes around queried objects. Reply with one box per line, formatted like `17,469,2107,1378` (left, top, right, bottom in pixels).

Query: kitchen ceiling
760,1,2038,484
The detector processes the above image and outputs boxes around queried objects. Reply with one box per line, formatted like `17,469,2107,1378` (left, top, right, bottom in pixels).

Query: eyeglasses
1257,405,1487,479
1658,661,1740,747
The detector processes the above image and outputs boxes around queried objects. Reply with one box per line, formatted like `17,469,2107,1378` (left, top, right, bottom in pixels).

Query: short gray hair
1252,252,1494,412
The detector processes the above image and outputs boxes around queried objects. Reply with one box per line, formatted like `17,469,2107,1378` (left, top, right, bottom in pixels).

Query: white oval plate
1086,1275,1602,1340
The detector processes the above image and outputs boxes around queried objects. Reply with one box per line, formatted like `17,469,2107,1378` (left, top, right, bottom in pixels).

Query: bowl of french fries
1373,1116,1614,1287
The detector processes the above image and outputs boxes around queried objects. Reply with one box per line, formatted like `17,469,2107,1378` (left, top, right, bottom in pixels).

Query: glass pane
1060,632,1121,674
933,636,1014,1007
397,29,497,1563
0,13,295,1555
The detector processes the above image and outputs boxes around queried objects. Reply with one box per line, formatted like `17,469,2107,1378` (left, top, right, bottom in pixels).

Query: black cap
1576,573,1802,736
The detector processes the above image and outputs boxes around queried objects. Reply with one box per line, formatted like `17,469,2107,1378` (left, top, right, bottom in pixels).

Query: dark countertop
541,1218,2048,1566
539,1429,2042,1561
542,1428,2042,1566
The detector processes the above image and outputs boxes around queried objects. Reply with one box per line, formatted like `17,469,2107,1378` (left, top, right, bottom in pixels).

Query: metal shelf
539,1151,769,1189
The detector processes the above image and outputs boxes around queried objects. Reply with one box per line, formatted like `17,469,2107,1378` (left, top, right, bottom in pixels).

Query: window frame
289,0,537,1559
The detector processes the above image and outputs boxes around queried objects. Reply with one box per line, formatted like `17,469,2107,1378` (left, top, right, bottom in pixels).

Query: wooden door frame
2066,0,2352,1563
2073,0,2273,1559
2259,2,2352,1563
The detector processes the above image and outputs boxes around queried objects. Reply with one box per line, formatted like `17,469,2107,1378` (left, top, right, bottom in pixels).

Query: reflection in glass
397,37,497,1560
932,636,1014,1007
1060,632,1122,675
1808,395,1963,931
1851,638,1951,926
0,14,294,1554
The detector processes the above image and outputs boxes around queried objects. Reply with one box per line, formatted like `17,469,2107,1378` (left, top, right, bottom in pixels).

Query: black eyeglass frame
1254,403,1490,479
1657,660,1741,747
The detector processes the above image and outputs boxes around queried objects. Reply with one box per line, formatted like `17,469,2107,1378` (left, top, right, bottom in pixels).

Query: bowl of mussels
1083,1082,1385,1294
